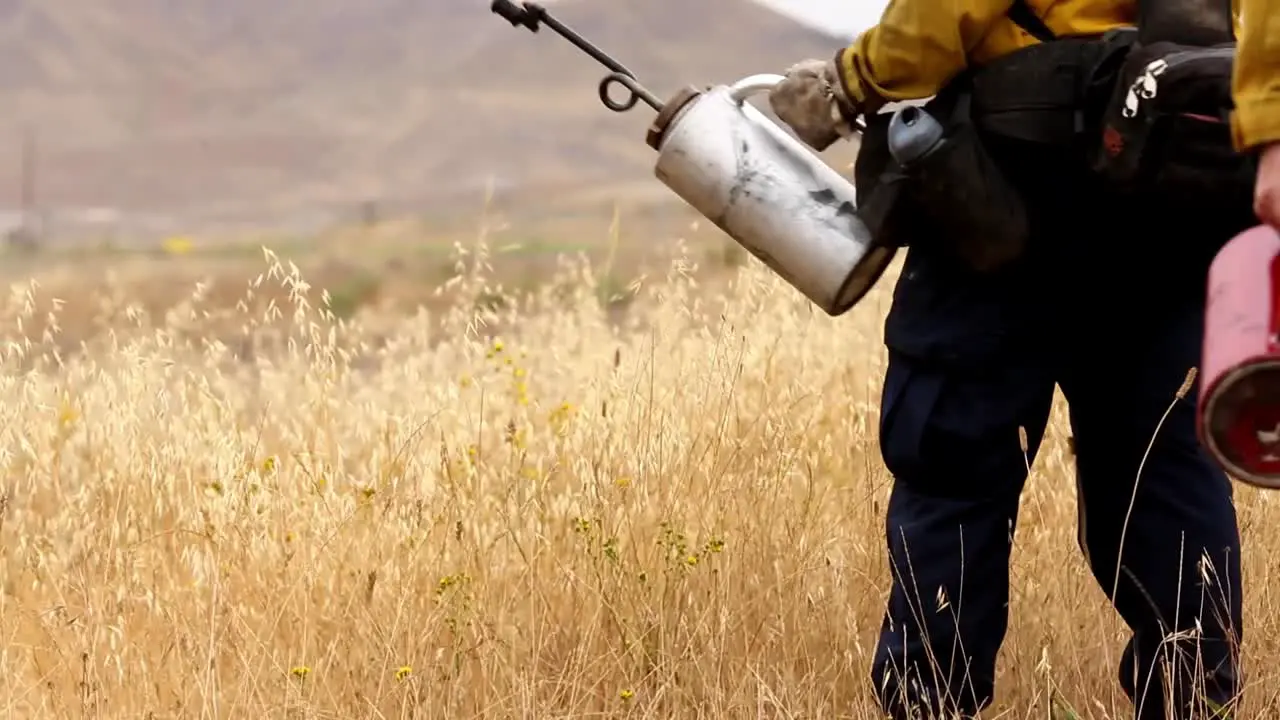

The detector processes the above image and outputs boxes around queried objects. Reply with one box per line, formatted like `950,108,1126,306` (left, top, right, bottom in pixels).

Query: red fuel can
1199,224,1280,489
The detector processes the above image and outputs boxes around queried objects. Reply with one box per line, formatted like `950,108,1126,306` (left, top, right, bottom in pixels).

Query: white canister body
651,77,892,315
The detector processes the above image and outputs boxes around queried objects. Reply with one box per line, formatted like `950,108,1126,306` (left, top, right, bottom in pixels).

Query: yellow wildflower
162,235,194,255
57,399,79,428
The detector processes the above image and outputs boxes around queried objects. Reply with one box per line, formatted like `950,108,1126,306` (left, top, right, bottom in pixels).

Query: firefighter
768,2,1244,718
1233,0,1280,228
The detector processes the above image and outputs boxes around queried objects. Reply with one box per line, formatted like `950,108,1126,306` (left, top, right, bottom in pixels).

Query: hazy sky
750,0,889,38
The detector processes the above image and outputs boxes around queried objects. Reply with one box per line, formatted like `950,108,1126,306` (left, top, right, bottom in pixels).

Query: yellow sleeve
834,0,1015,109
1231,0,1280,151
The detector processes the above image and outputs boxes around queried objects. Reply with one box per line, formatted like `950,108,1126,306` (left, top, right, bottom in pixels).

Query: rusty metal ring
598,72,664,113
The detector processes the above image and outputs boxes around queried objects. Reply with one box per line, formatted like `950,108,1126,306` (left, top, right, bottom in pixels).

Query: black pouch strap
1007,0,1057,43
854,111,918,248
967,41,1095,144
858,168,914,248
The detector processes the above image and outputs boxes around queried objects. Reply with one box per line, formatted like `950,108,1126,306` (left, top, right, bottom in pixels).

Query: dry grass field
0,210,1279,720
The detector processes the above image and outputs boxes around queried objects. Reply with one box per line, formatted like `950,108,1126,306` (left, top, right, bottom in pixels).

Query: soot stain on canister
718,126,805,289
809,189,858,219
808,188,861,236
719,128,762,225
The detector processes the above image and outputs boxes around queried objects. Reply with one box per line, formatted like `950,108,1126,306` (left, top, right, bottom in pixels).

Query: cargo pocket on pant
878,356,946,483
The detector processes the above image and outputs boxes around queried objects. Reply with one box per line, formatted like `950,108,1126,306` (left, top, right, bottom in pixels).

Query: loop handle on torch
727,73,867,136
490,0,665,113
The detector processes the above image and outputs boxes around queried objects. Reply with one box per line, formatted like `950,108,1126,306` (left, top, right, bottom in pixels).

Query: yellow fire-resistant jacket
833,0,1136,112
1231,0,1280,150
836,0,1276,149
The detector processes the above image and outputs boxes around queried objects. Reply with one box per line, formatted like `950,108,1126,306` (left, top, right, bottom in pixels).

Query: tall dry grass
0,231,1278,720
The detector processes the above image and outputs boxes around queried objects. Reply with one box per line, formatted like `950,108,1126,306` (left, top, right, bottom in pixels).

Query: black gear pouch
854,89,1032,275
1090,40,1257,237
900,90,1032,273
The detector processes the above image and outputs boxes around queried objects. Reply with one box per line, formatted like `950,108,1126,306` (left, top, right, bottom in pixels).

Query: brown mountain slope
0,0,507,221
0,0,857,233
343,0,858,214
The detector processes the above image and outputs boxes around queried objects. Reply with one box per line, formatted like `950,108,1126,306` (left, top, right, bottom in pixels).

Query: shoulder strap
1007,0,1058,43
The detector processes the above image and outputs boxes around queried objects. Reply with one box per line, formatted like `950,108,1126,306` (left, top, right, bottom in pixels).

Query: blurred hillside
0,0,857,240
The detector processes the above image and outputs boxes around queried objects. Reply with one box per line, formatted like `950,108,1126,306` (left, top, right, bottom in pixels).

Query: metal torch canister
646,76,894,317
489,0,897,317
1199,224,1280,489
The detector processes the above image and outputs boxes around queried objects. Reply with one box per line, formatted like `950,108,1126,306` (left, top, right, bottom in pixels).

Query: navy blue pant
869,245,1244,718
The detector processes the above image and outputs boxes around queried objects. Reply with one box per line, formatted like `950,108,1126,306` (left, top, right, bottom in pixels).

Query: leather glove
1256,143,1280,230
768,58,860,151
